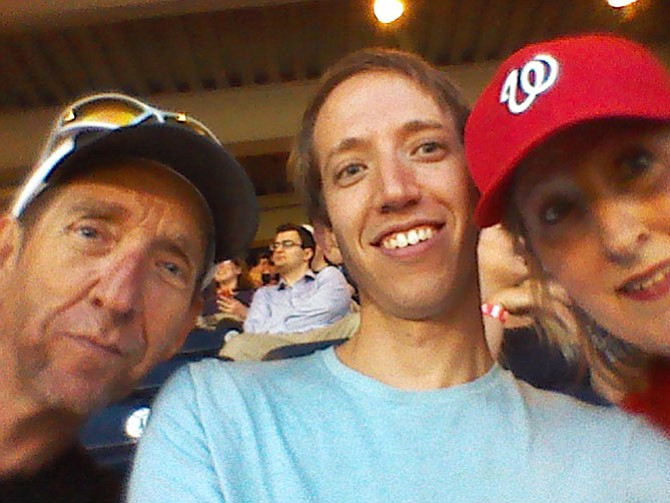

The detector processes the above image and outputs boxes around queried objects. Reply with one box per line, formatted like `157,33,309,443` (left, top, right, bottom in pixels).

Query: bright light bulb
607,0,637,7
373,0,405,24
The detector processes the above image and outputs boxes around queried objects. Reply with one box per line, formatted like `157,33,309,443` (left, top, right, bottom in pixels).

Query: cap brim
51,123,258,262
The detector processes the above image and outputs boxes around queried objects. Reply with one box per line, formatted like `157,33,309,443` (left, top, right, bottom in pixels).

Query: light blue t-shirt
128,348,670,502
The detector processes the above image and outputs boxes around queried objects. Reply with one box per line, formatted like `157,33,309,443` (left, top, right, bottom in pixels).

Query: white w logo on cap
499,54,559,114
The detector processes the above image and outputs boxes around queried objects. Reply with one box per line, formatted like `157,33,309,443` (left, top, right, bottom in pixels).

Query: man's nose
593,197,649,265
90,247,147,321
375,154,421,213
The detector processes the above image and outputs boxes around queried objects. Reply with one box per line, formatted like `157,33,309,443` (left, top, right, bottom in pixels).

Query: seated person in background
0,93,257,502
221,310,360,361
465,34,670,434
129,48,670,502
199,258,255,329
221,225,358,361
247,250,278,289
242,223,351,335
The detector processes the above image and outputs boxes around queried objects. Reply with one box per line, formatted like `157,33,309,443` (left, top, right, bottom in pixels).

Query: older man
0,93,257,502
129,51,670,502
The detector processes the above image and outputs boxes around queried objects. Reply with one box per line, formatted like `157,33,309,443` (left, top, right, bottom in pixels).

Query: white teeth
624,264,670,292
407,229,419,245
381,226,435,250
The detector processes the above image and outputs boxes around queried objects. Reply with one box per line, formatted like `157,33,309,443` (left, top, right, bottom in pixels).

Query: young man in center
128,49,670,502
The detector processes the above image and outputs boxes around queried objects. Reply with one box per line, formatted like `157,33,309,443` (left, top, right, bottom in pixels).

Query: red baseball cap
465,34,670,228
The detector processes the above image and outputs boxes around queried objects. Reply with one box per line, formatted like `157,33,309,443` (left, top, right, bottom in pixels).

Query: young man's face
0,160,207,415
313,71,479,320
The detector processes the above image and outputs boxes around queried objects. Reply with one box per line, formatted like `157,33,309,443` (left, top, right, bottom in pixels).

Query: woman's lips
617,261,670,302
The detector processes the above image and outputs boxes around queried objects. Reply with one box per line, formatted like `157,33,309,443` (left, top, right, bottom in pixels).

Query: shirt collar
278,269,316,290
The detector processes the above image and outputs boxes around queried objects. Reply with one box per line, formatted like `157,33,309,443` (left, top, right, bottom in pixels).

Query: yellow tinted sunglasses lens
63,99,144,127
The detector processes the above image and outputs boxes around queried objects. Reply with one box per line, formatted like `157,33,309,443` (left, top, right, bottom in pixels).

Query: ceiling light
373,0,405,24
607,0,638,7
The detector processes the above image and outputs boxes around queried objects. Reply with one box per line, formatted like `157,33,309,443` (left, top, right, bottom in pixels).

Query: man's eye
417,142,440,154
161,261,182,276
413,141,446,161
76,225,100,239
340,164,362,177
335,163,366,185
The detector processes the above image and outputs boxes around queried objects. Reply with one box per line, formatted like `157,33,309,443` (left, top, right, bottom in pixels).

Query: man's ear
312,221,343,265
0,216,22,272
303,246,314,264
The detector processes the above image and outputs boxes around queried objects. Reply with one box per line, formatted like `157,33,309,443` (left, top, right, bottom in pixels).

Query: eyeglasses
12,93,220,218
269,239,301,251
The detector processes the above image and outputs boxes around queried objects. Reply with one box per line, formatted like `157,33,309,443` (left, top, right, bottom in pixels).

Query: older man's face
0,160,208,415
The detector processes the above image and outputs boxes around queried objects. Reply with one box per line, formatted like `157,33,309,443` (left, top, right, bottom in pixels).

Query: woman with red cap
465,33,670,435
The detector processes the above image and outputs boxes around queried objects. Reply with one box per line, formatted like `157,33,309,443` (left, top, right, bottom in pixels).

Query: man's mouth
66,333,123,357
380,225,436,250
617,261,670,301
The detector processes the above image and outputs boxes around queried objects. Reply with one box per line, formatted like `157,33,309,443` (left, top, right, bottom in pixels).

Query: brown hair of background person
274,222,316,253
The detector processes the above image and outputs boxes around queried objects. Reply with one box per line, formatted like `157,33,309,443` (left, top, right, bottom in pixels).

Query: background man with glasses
243,223,351,335
0,92,257,502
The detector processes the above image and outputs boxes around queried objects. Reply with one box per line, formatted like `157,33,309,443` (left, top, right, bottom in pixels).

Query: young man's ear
312,221,343,265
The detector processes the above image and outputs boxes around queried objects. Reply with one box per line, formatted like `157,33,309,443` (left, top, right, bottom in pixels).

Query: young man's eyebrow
323,120,447,166
324,137,369,166
401,119,446,133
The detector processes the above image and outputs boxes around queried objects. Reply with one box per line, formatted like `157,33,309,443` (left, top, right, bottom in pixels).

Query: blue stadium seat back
81,326,229,470
179,327,227,356
133,357,191,396
80,398,151,448
79,397,152,475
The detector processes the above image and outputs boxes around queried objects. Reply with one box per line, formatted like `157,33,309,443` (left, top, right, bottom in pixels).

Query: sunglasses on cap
12,92,219,218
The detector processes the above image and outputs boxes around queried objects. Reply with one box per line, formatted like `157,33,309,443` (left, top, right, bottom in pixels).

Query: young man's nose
376,154,421,213
593,198,649,265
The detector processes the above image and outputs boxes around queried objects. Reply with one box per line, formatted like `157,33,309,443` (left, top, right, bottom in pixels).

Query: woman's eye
618,148,654,182
538,199,574,226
